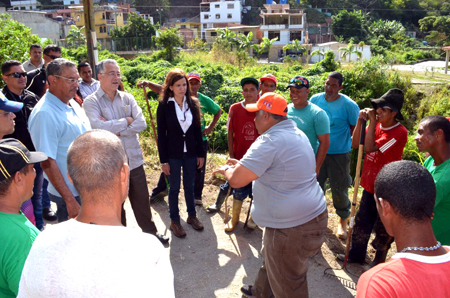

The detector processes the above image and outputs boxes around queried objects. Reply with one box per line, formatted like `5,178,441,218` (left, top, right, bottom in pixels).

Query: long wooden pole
344,120,366,268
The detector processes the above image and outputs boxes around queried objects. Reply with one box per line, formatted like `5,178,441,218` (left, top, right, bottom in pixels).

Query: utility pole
83,0,98,78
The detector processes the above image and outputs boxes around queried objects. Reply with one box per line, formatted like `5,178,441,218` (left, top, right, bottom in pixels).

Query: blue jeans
48,193,81,223
168,154,197,222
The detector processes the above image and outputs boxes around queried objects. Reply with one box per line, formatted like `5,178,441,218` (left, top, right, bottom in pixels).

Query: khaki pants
253,210,328,298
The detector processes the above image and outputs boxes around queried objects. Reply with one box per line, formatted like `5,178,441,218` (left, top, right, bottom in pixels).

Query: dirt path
119,167,375,297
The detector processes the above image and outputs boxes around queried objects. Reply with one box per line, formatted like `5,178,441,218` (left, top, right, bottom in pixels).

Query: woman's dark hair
160,68,201,127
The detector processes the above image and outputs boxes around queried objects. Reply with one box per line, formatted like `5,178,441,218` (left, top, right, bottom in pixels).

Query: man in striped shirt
337,89,408,267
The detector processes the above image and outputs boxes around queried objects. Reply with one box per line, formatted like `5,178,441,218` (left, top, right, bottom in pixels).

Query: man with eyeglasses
83,59,169,245
26,45,62,99
1,60,51,230
22,44,44,72
29,58,91,223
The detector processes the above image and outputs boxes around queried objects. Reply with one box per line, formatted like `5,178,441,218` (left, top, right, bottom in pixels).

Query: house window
290,16,302,25
227,3,234,9
204,14,209,19
203,24,207,29
102,13,105,19
215,4,219,8
100,27,103,33
290,31,302,41
227,13,232,19
180,25,186,28
211,32,217,36
215,14,220,19
268,31,280,40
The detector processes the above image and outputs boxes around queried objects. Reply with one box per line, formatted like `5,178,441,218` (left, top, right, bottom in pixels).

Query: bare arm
41,158,80,218
352,109,369,149
137,80,163,94
214,162,258,189
315,134,330,176
364,109,378,153
228,128,235,159
203,108,222,136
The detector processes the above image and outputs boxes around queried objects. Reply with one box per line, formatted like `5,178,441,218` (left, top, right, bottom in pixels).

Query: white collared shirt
168,96,192,152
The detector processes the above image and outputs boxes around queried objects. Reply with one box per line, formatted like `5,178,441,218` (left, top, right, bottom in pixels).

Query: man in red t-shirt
356,160,450,297
337,89,408,267
207,77,260,232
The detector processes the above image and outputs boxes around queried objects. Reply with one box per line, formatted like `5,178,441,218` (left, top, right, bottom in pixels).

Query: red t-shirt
227,102,259,160
360,122,408,194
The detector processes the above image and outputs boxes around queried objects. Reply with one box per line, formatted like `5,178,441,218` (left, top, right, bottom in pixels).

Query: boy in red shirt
207,77,260,232
338,89,408,267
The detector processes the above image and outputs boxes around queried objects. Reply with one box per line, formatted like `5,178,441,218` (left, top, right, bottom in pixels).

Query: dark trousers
122,165,158,235
349,189,393,262
31,164,51,230
194,140,208,200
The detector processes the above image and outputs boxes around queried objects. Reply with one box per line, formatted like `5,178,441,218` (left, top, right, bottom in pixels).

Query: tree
283,39,306,54
331,10,368,43
310,49,325,62
368,19,406,41
213,27,237,51
260,36,278,62
339,42,362,62
65,25,85,47
111,12,157,50
419,16,450,46
155,27,183,62
0,14,40,77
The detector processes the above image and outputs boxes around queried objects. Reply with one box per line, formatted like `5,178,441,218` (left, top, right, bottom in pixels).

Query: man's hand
226,158,239,166
65,197,81,219
137,80,149,89
162,163,170,176
197,157,205,169
203,125,213,136
99,115,107,121
125,116,134,125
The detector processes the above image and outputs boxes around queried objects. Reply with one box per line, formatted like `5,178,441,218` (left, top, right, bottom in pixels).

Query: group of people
0,43,449,297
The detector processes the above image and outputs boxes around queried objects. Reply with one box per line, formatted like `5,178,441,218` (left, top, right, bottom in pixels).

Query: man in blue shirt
28,59,91,222
310,71,359,239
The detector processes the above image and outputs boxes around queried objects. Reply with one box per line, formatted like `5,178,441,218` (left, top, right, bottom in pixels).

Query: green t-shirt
0,212,39,297
198,92,220,141
287,102,330,154
424,156,450,245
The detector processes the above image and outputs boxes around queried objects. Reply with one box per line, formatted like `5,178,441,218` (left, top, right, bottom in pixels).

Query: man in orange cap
215,92,328,298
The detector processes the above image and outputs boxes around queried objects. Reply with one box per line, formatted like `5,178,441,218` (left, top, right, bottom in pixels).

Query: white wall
200,0,242,36
310,43,371,63
9,11,71,41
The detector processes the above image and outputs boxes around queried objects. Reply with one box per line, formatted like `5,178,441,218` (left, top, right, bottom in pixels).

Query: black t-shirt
26,67,47,99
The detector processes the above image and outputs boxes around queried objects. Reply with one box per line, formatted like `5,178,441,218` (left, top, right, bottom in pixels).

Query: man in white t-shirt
356,160,450,297
18,130,174,298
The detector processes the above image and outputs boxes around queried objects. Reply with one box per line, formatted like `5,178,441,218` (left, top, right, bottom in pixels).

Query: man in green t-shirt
0,139,47,297
415,115,450,245
138,73,222,205
286,75,330,176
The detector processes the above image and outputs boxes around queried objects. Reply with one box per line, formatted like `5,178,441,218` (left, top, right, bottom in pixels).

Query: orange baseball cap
246,92,287,116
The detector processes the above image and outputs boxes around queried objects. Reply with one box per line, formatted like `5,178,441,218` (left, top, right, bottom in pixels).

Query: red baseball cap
260,73,277,85
187,72,201,82
246,92,287,116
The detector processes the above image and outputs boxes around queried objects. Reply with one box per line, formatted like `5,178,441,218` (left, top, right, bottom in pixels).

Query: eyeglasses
101,72,121,78
6,72,27,78
45,54,61,60
0,111,12,116
53,75,79,84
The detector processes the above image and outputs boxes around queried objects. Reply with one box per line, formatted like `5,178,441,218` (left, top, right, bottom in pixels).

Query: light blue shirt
310,92,359,154
287,102,330,154
240,120,327,229
28,92,91,197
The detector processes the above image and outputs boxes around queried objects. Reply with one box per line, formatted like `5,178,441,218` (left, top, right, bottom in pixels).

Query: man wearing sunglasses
26,45,61,99
1,60,51,230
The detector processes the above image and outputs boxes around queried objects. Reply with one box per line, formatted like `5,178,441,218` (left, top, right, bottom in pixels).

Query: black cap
287,75,309,90
0,139,48,181
370,88,404,121
240,77,259,87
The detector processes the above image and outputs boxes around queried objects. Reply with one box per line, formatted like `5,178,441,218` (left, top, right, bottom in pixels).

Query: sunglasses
6,72,27,78
45,54,61,60
290,77,308,86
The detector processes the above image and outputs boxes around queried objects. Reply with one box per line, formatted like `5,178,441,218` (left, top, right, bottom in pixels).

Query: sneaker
186,216,204,231
240,285,257,298
194,199,203,206
170,221,186,238
42,208,57,221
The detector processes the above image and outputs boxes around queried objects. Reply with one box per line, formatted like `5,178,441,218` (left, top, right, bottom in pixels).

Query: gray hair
97,59,119,74
258,109,288,121
67,130,127,201
46,58,76,79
